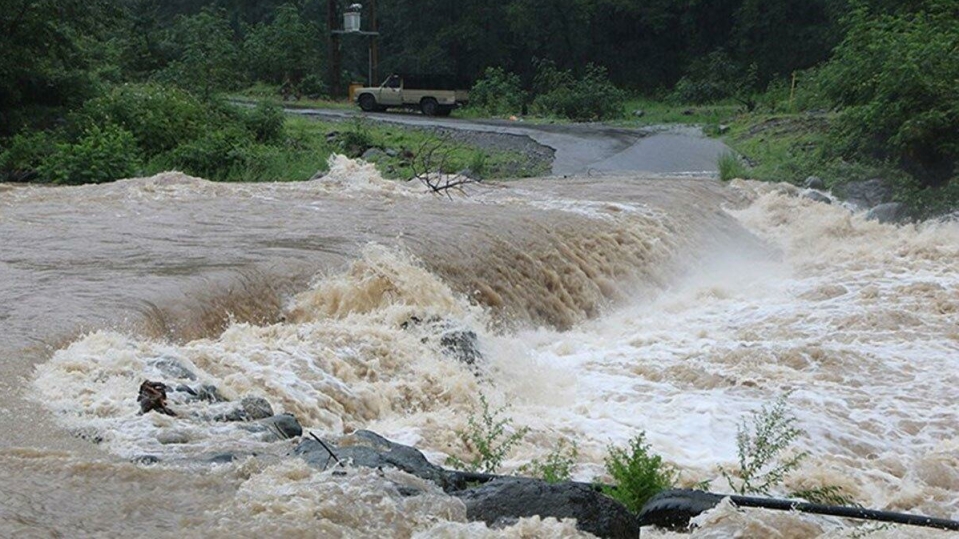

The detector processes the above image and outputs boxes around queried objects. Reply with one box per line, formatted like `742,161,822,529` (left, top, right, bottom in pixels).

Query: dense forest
1,0,957,214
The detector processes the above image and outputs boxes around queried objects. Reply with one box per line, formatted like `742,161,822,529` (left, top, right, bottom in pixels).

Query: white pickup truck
354,74,469,116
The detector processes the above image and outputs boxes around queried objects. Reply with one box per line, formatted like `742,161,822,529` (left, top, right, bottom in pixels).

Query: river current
1,157,957,538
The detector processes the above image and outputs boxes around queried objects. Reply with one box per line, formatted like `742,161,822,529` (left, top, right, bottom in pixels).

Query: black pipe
727,493,959,531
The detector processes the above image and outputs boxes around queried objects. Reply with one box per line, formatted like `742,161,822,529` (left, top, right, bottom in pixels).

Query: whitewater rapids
1,157,957,537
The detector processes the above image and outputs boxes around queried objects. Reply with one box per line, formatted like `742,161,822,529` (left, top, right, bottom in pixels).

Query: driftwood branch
407,135,481,199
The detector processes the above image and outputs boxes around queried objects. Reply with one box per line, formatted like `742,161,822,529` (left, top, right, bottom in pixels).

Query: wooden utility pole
328,0,341,98
370,0,378,85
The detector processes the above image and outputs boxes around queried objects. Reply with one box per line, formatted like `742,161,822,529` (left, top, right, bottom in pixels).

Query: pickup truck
354,74,469,116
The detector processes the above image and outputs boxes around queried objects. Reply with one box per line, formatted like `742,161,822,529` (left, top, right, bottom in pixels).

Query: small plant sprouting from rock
446,394,529,474
602,432,678,513
721,394,857,506
518,439,578,484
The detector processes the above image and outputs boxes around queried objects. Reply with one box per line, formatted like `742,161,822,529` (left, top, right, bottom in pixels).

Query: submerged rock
836,178,890,209
259,414,303,440
295,430,458,491
215,396,274,422
171,383,224,404
866,202,908,224
401,315,483,367
804,176,826,190
454,477,640,539
148,357,197,380
802,190,832,205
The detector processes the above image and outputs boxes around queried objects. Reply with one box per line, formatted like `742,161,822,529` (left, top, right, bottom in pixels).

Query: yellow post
789,72,797,113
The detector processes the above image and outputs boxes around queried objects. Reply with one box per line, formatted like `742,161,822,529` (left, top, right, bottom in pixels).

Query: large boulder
453,477,640,539
836,178,891,209
803,176,826,190
294,430,459,491
802,190,832,205
865,202,908,224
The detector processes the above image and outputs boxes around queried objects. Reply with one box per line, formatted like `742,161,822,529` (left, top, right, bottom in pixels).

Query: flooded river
1,158,957,537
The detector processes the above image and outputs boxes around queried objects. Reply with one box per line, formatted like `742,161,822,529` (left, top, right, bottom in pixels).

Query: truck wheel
358,94,377,112
420,98,439,116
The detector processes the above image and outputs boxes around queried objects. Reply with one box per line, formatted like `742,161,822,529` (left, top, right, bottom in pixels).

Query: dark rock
207,453,239,464
132,455,160,465
866,202,908,224
259,413,303,440
632,110,645,118
804,176,826,190
361,148,384,160
215,396,274,422
439,329,482,366
385,148,399,157
325,131,339,142
717,124,730,135
148,357,197,381
802,190,832,205
138,380,176,416
454,477,640,539
172,384,224,404
836,178,891,209
682,109,695,116
295,430,458,490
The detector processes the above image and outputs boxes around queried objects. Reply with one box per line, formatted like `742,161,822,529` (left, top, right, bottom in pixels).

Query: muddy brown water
1,162,957,538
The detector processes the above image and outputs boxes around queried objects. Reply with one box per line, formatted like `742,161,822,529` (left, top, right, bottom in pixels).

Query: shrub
338,119,375,158
720,394,856,505
39,124,141,184
531,61,626,121
241,101,286,143
469,67,526,116
446,395,530,474
76,83,209,157
602,433,678,513
0,130,59,182
669,50,759,110
168,126,253,180
518,439,578,484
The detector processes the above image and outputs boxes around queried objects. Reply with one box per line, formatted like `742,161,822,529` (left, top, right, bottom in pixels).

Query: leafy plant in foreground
446,395,529,474
603,432,678,513
721,394,857,506
518,439,578,484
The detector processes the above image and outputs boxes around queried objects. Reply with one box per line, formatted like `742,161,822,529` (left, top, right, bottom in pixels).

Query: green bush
531,61,626,121
76,83,209,157
518,439,578,484
602,433,677,513
0,130,59,182
241,101,286,143
817,4,959,187
469,67,526,116
39,124,141,184
446,395,530,474
168,126,253,180
670,50,759,110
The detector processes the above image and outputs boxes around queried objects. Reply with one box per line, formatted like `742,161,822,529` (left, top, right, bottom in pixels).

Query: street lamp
329,1,379,98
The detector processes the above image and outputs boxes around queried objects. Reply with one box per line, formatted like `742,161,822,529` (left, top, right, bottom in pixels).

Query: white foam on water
30,182,959,536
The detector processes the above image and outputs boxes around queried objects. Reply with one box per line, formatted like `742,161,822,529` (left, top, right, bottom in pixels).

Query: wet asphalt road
285,108,731,177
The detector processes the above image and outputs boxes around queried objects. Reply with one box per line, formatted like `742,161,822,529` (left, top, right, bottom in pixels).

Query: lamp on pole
328,1,380,98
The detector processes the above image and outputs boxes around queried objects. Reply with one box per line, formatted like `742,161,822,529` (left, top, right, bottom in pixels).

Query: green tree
160,8,240,98
244,4,320,89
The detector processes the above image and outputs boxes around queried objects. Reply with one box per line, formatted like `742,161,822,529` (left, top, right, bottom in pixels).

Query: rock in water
148,357,197,380
215,396,274,422
454,477,640,539
138,380,176,416
260,414,303,440
837,178,890,209
804,176,826,190
866,202,908,224
294,430,457,491
802,190,832,205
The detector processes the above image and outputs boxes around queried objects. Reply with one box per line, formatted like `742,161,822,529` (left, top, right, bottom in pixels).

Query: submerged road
285,107,731,177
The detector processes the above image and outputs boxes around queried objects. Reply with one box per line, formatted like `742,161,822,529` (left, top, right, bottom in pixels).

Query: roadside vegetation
1,1,956,215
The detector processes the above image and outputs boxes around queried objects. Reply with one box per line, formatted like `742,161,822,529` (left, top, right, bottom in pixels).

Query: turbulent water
1,157,957,538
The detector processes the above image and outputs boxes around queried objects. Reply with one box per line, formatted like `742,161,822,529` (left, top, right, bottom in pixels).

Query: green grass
614,97,741,128
718,152,748,181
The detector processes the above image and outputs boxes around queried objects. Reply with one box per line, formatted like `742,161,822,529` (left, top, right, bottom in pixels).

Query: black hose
727,493,959,531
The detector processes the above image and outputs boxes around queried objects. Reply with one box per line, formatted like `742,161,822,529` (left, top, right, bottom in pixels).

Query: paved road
286,108,731,177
